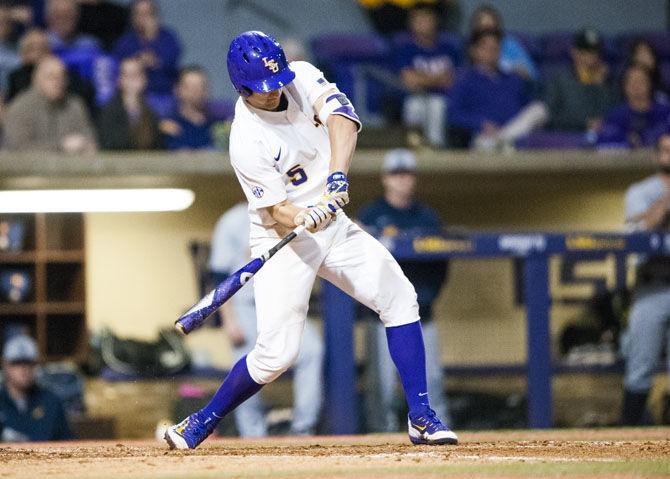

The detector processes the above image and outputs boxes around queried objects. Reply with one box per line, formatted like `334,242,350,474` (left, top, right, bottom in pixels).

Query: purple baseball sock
385,321,431,417
200,355,263,421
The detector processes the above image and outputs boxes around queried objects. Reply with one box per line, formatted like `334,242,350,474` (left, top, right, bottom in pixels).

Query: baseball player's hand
322,171,349,213
294,204,334,233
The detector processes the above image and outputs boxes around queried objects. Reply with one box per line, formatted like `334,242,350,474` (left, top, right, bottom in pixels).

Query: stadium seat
618,31,670,60
660,61,670,93
515,130,588,150
509,31,544,63
311,34,392,125
541,31,575,64
207,99,235,122
311,33,390,65
541,31,620,66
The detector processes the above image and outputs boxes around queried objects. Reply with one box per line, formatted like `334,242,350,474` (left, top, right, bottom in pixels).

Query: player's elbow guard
318,93,362,132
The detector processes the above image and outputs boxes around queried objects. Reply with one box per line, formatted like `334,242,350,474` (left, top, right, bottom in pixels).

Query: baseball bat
175,224,306,335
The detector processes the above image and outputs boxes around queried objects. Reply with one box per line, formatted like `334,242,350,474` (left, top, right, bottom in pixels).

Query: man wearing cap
0,335,71,442
357,149,451,431
545,27,618,135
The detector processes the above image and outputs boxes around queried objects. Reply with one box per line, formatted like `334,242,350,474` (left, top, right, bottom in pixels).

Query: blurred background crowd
0,0,666,153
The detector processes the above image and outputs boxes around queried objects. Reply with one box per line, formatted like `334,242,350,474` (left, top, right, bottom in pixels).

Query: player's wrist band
327,172,347,184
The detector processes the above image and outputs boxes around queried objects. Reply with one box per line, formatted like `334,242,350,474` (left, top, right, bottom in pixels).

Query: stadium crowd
0,0,664,152
0,0,227,153
356,1,670,149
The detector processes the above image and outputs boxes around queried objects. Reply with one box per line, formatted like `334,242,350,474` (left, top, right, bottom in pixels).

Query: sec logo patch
251,186,264,198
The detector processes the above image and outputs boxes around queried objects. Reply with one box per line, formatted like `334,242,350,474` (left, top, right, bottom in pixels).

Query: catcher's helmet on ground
227,31,295,95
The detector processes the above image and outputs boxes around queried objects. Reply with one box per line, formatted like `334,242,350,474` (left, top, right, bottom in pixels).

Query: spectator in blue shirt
0,5,20,98
397,2,460,148
113,0,181,97
449,29,547,150
598,63,670,149
468,4,538,81
357,149,451,432
0,335,71,442
160,65,214,150
45,0,100,53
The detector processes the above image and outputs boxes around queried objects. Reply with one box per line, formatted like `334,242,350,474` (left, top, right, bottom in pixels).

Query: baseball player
621,131,670,425
209,202,323,436
165,31,457,449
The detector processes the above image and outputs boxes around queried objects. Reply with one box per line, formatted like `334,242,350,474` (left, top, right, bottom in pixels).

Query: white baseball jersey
225,60,419,387
229,61,344,238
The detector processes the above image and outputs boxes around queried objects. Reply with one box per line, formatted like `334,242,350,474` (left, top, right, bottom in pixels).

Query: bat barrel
175,257,266,335
174,228,303,336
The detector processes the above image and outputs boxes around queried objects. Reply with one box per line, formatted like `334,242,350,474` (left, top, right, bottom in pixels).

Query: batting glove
294,204,334,233
322,171,349,213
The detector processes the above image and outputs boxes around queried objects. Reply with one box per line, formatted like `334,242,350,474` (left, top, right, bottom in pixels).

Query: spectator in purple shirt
598,63,670,149
448,29,547,150
45,0,100,53
44,0,104,104
112,0,181,97
159,66,213,150
397,2,460,148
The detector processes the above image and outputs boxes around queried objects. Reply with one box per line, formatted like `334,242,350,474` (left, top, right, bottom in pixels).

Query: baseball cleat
164,411,217,450
408,408,458,445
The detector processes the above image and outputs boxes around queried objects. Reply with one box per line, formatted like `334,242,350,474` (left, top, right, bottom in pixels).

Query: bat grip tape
263,225,305,261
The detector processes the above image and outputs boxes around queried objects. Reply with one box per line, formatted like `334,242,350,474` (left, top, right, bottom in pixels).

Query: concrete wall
85,176,242,367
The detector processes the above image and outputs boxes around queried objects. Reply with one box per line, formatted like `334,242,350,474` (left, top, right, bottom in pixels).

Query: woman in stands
625,38,667,104
598,63,670,149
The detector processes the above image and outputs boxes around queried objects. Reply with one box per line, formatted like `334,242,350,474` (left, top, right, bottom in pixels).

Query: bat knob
174,322,187,336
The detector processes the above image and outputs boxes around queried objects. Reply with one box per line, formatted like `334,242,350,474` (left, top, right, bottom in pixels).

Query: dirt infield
1,428,668,478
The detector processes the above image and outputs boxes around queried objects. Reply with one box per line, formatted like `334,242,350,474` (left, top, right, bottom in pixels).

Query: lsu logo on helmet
262,57,279,73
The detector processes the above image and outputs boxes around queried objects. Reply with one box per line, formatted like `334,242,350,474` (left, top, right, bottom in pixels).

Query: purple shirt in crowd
598,101,670,148
395,37,461,93
448,66,530,132
112,27,182,95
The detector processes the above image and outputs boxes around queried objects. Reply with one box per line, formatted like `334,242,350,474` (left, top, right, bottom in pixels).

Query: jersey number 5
287,165,308,186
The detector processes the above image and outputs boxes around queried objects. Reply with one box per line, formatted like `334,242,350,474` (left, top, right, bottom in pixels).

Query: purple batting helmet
227,31,295,95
